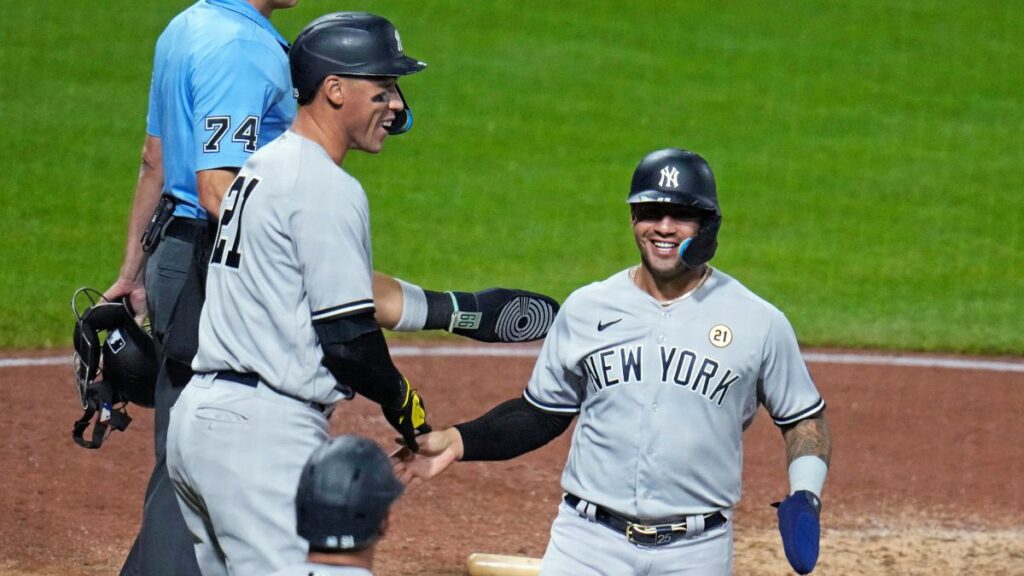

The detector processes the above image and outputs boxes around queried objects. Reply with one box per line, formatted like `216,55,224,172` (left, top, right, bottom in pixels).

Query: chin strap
72,380,132,449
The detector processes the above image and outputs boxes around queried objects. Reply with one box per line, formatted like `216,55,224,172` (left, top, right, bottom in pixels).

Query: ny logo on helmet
394,30,403,52
659,165,679,189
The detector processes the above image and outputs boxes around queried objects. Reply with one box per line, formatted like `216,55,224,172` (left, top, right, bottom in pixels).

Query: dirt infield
1,345,1022,575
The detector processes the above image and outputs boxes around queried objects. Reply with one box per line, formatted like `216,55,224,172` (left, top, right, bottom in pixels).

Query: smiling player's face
340,77,402,154
631,204,701,281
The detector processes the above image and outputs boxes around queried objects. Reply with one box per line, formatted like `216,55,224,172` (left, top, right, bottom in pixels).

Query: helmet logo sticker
108,329,126,354
659,165,679,189
394,30,403,52
709,325,732,348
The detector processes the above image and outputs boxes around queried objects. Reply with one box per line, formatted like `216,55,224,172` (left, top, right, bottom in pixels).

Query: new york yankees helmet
627,148,722,269
296,435,404,551
290,12,427,134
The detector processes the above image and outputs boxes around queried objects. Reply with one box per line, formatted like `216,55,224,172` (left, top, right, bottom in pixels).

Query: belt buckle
626,522,688,546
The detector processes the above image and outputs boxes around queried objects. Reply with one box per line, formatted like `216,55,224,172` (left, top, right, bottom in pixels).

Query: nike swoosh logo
597,318,623,331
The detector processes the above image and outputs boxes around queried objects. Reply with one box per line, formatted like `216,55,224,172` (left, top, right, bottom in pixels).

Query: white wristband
392,279,427,332
788,455,828,497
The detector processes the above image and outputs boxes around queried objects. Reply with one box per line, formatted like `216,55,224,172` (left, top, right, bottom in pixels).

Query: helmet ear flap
680,212,721,270
386,84,413,135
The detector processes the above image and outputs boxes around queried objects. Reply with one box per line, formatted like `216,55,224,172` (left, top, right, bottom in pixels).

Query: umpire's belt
563,493,726,547
212,371,331,414
165,216,215,242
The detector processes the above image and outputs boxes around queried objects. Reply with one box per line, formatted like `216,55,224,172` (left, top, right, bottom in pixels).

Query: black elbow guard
422,288,559,343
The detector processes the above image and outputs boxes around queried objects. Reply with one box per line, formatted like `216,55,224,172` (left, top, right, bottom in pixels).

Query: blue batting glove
774,490,821,574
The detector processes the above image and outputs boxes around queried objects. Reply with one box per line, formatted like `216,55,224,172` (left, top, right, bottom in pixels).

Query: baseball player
270,435,406,576
397,149,834,575
104,1,557,573
166,12,440,575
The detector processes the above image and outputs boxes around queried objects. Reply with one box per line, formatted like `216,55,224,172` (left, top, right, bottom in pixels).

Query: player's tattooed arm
777,413,830,574
781,413,832,467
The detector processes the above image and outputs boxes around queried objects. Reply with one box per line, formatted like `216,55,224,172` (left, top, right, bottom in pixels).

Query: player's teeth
654,241,674,249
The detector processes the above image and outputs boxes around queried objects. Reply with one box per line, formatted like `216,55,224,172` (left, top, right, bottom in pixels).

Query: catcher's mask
71,288,157,449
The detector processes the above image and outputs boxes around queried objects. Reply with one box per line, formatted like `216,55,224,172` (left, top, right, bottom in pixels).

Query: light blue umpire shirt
146,0,296,220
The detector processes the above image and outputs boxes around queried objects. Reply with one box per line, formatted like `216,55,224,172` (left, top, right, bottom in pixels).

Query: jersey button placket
637,306,667,514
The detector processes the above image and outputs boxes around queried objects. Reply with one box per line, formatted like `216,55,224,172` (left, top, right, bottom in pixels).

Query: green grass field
1,1,1021,353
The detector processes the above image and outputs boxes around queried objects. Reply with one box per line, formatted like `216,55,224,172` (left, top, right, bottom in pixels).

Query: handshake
377,377,462,487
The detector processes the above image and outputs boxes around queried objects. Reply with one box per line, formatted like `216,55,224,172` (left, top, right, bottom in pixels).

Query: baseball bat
466,553,542,576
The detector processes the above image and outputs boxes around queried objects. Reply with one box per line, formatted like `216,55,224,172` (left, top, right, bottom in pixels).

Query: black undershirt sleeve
314,311,404,407
455,397,574,461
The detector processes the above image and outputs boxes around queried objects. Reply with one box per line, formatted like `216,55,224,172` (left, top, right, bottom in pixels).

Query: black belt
165,217,212,242
212,371,330,413
564,493,726,547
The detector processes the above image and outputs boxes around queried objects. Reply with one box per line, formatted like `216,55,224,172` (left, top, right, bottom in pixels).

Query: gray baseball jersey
193,130,372,405
524,267,824,520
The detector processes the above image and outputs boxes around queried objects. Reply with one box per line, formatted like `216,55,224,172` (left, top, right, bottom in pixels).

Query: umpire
103,1,298,574
270,436,405,576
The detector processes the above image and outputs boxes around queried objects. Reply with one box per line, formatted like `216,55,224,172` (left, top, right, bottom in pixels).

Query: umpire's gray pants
120,224,205,576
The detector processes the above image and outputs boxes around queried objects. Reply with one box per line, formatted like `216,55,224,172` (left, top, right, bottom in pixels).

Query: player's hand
447,288,558,343
381,379,430,452
773,490,821,574
103,278,147,325
390,428,462,490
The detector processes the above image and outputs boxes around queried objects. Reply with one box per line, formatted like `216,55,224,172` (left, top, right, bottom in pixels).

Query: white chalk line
2,347,1023,372
801,352,1024,373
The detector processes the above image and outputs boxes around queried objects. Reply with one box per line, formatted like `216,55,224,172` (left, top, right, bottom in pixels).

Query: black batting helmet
296,435,404,551
290,12,427,134
627,148,722,269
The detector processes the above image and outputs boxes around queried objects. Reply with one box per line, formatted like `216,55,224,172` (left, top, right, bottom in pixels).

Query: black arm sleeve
454,397,574,461
314,311,404,408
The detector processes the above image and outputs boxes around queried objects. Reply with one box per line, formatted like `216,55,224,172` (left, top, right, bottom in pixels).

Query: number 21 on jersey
210,175,260,269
